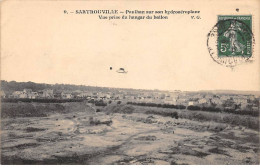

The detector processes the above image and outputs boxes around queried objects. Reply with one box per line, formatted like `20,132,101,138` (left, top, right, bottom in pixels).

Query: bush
175,105,186,109
121,106,135,114
88,99,95,103
187,105,201,111
89,117,112,126
145,110,179,119
201,106,221,112
94,100,107,106
223,108,259,117
126,102,186,110
171,111,179,119
117,101,121,104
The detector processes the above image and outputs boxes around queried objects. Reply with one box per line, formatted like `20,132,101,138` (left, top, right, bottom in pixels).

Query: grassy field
1,102,93,118
1,102,259,164
105,104,259,130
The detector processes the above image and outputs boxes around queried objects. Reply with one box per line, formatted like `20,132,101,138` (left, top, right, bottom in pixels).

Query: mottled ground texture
1,103,259,165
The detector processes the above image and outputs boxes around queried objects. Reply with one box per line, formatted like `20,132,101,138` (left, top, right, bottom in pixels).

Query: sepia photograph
0,0,259,165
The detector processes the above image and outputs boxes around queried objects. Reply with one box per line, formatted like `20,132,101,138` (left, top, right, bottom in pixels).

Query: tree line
127,102,259,117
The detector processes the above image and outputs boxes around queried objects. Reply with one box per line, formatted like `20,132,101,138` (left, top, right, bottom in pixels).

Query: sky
1,0,259,91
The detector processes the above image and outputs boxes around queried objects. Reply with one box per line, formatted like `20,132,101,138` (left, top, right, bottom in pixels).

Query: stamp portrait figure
223,21,245,54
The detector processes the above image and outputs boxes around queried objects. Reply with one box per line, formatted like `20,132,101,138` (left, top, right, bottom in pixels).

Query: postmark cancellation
207,15,254,67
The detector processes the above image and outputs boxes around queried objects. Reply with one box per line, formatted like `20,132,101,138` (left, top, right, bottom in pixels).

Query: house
85,96,92,100
204,94,213,99
73,90,83,94
233,97,248,104
27,92,39,99
188,101,195,106
105,94,111,99
19,92,28,98
98,93,110,100
240,103,248,110
153,92,161,99
114,94,124,100
54,92,62,99
78,92,89,98
138,96,145,100
23,89,32,94
210,98,222,105
125,95,136,100
252,106,259,111
198,98,207,104
12,91,23,98
61,92,73,99
176,98,187,105
164,97,177,104
220,95,230,101
39,89,54,98
17,89,37,99
247,95,255,100
1,91,6,98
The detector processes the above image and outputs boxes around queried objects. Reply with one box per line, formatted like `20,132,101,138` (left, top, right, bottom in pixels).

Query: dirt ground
1,105,259,165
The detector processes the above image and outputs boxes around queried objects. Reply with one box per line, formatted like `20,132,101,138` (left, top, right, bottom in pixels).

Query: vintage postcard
0,0,259,165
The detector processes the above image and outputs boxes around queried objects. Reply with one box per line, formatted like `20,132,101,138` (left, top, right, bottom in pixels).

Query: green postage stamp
217,15,252,57
207,15,254,67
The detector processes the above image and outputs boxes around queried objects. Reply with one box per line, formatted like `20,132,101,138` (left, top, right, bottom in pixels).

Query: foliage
94,100,107,106
127,102,186,110
187,105,201,111
89,117,112,126
145,110,179,119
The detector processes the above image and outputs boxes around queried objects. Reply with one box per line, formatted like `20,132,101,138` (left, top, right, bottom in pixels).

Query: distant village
1,88,259,112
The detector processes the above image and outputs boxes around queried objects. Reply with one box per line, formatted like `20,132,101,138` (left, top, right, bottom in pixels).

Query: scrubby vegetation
187,105,201,111
112,105,259,130
94,101,107,106
223,108,259,117
88,117,112,126
106,105,135,114
127,102,186,109
187,105,259,117
145,110,179,119
1,102,91,118
127,102,259,117
87,99,107,106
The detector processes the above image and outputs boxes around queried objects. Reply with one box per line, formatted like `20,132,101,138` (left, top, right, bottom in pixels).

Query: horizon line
1,79,260,93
